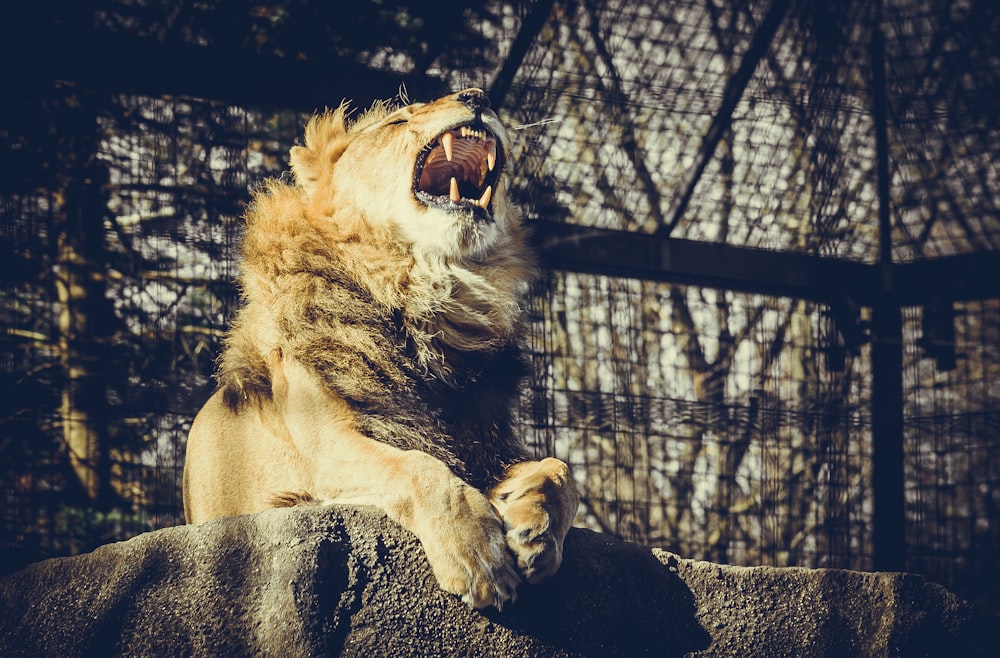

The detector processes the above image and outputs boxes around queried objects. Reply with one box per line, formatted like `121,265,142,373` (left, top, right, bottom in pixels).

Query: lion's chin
396,203,503,261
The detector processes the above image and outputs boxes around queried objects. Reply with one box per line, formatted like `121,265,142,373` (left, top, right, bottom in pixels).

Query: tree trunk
52,88,113,503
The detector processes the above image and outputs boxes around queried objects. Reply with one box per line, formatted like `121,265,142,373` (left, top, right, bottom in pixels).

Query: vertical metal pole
870,4,906,572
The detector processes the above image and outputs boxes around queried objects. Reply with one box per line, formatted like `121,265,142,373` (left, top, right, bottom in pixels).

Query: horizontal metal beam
530,220,1000,307
2,23,445,113
893,251,1000,306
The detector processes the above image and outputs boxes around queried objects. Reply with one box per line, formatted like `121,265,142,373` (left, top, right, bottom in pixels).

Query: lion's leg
270,355,520,610
184,389,314,524
488,457,579,585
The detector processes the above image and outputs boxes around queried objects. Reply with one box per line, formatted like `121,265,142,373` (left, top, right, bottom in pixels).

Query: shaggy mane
214,91,533,487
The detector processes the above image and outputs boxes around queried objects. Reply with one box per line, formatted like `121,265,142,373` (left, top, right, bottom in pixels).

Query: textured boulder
0,505,991,657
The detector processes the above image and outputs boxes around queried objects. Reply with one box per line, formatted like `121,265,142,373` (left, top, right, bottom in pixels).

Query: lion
182,88,579,610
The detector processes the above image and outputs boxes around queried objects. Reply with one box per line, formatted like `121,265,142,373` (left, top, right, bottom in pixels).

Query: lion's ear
289,105,352,197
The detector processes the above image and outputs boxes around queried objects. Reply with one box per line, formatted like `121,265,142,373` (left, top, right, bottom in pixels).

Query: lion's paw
418,484,521,610
500,501,562,585
490,457,579,585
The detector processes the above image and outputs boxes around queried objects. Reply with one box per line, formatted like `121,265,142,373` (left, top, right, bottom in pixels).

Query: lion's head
288,88,517,260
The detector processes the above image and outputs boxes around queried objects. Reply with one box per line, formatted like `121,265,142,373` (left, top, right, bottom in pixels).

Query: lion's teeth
450,177,460,203
477,185,492,209
457,125,486,141
441,131,454,162
487,143,496,172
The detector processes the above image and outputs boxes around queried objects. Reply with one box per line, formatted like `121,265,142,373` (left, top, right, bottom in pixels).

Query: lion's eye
384,113,410,127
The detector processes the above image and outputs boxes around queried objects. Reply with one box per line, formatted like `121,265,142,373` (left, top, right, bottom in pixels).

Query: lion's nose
456,88,491,111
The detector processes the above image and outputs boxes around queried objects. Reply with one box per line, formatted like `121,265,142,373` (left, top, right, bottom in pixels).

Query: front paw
418,483,521,610
500,501,562,585
490,458,579,585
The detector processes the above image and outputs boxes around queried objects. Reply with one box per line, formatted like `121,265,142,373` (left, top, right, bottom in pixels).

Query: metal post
870,5,906,572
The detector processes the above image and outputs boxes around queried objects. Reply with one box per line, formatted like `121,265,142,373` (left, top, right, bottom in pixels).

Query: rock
671,556,993,657
0,505,992,657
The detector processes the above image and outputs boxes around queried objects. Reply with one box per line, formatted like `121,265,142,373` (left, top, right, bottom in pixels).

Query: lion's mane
215,104,535,488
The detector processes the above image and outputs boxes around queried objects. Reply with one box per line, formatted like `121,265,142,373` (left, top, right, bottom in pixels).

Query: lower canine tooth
449,177,460,202
477,185,492,208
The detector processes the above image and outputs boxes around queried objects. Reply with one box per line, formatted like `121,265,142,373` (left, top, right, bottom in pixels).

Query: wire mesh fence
519,271,876,569
903,300,1000,615
2,0,997,622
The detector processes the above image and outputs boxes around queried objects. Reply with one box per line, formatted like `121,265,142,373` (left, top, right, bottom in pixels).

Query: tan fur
183,89,578,609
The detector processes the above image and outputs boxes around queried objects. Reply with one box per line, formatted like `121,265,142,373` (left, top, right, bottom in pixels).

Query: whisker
511,117,562,131
396,83,411,106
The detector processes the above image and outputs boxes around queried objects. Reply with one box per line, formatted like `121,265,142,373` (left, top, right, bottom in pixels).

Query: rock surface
0,505,992,657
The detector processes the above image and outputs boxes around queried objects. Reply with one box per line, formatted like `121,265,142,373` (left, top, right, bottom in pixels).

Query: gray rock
0,505,991,657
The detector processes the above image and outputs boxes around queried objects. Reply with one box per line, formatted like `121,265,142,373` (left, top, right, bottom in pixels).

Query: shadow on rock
491,528,712,657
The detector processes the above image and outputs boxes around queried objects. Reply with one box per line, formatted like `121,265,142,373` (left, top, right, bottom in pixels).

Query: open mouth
413,123,503,219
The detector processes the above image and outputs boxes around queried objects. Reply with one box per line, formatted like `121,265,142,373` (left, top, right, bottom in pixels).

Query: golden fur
182,89,578,609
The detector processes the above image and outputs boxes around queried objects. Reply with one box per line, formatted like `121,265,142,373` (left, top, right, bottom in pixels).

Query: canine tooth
487,143,497,171
450,177,460,202
477,185,492,208
441,131,454,161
